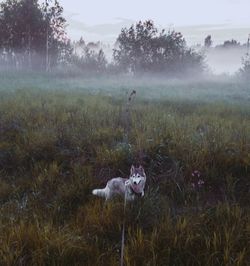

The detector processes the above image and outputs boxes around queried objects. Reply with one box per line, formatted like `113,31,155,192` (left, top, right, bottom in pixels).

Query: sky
58,0,250,45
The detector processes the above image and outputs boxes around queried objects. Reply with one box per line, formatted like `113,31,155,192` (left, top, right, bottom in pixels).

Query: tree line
0,0,71,71
0,0,249,79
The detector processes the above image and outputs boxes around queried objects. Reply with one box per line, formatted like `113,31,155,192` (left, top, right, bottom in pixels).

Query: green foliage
70,48,107,74
239,54,250,81
113,20,205,76
204,35,212,48
0,0,70,70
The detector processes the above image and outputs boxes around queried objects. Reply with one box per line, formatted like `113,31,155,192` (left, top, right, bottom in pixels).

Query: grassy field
0,72,249,265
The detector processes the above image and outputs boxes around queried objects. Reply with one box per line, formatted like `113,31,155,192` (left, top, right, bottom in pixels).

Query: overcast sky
58,0,250,45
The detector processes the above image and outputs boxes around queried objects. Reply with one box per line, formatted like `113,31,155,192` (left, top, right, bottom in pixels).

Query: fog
206,47,247,74
1,0,249,77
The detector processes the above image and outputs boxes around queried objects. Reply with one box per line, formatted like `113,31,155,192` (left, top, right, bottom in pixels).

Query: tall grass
0,72,249,265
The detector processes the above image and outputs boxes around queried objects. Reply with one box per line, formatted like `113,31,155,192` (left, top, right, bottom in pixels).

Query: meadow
0,71,249,265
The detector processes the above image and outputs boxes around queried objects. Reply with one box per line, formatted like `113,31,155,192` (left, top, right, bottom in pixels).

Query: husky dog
92,165,146,201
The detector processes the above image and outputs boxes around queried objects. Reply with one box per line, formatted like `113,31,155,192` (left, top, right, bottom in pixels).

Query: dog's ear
130,165,135,176
139,165,145,176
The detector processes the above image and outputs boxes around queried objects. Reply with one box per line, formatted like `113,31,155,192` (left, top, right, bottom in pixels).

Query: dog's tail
92,188,107,198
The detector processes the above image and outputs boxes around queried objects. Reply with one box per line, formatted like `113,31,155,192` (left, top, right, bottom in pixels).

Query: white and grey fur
92,165,146,201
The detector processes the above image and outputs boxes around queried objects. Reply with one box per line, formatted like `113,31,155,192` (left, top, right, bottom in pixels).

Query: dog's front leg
141,190,144,197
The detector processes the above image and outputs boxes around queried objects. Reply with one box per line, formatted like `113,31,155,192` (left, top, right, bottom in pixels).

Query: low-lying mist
0,70,249,108
206,47,247,74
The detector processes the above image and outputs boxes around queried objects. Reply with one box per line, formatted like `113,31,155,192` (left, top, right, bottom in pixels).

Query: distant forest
0,0,249,78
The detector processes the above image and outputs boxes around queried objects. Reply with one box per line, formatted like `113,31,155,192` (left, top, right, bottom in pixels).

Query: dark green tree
0,0,69,70
219,39,241,49
239,54,250,81
113,20,204,76
0,0,45,68
204,35,212,48
71,47,107,74
42,0,69,70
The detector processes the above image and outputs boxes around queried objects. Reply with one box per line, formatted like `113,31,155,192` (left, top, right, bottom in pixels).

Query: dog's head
129,165,146,194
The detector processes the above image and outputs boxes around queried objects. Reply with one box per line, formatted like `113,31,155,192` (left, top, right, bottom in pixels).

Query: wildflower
190,170,205,190
192,170,201,178
197,179,205,187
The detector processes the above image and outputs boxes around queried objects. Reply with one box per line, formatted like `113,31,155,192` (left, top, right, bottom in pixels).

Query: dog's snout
133,181,137,185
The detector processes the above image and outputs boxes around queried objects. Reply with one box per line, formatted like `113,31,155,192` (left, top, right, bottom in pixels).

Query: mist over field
0,0,250,265
206,47,246,74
